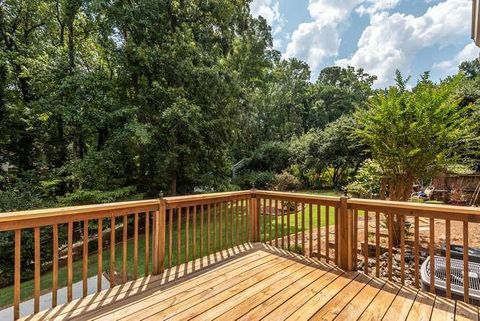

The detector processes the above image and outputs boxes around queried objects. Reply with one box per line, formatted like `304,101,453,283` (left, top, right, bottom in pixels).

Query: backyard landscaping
0,191,337,308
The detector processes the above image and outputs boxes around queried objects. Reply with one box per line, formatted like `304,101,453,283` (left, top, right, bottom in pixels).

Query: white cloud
356,0,400,16
284,0,362,72
336,0,472,87
250,0,284,35
284,0,400,76
433,43,479,75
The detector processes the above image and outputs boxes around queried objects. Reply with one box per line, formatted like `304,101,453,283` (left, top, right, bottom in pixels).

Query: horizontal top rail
254,190,341,206
0,199,160,224
1,190,480,231
164,190,252,207
348,198,480,221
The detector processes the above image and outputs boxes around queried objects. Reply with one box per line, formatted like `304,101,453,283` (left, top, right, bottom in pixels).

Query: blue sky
250,0,479,87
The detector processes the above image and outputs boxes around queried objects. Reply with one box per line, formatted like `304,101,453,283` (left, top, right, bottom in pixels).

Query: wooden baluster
287,201,291,251
446,219,451,299
388,213,393,281
52,224,59,306
317,205,321,261
110,217,115,288
34,227,40,313
225,202,229,247
364,210,369,275
375,212,380,278
193,206,197,261
14,229,21,320
177,208,182,264
326,206,330,263
353,209,358,270
429,217,435,294
213,203,217,249
219,202,223,250
145,212,150,276
275,200,279,247
240,200,248,243
263,199,266,243
463,221,469,303
229,201,233,247
97,219,103,292
208,204,211,254
309,203,313,257
294,202,298,250
168,209,173,268
334,207,339,265
414,215,419,288
236,200,239,245
122,215,128,283
83,220,89,296
301,203,305,254
185,207,190,263
68,221,74,299
133,213,138,279
269,198,273,245
400,215,405,285
281,201,285,249
200,204,204,257
246,199,250,242
231,201,234,247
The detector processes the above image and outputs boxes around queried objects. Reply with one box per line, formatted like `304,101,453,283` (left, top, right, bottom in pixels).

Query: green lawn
0,190,338,308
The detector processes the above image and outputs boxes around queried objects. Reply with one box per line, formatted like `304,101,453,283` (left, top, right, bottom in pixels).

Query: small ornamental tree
354,72,479,244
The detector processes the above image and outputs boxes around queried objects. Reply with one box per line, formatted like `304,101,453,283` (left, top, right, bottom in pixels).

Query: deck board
19,243,479,321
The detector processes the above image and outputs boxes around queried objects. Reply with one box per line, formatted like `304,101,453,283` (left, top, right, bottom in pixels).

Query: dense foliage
0,0,379,210
1,0,480,287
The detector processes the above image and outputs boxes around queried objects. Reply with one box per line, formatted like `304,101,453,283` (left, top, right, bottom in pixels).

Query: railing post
153,194,166,274
250,189,259,242
338,196,354,271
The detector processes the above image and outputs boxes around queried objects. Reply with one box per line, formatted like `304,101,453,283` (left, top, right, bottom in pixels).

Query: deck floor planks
65,249,274,321
455,301,479,321
190,263,326,320
134,257,298,320
334,277,385,321
215,264,331,320
91,254,287,321
382,284,419,321
307,273,372,321
27,244,258,321
276,272,359,321
405,287,436,321
430,295,455,321
168,262,313,320
235,265,342,320
19,243,480,321
356,281,401,321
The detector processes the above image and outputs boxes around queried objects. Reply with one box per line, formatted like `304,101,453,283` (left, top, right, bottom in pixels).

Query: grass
0,189,338,308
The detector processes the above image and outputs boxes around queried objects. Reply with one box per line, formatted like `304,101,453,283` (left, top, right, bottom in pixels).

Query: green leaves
354,73,479,199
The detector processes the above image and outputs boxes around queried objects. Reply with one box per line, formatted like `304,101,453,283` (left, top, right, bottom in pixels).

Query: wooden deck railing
1,189,480,319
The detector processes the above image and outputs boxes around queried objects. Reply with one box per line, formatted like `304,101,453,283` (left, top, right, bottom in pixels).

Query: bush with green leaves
234,171,275,189
273,171,301,191
346,159,382,198
246,142,292,173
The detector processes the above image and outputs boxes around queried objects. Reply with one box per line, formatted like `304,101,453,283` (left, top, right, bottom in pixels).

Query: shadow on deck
21,243,479,321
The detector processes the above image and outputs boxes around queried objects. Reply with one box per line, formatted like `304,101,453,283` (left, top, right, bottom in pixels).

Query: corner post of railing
338,196,354,271
250,189,260,242
153,193,166,275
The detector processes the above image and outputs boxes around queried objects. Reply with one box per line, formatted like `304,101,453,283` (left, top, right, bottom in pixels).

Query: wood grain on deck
21,243,480,321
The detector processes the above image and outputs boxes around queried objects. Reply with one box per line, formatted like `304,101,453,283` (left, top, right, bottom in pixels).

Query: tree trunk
387,175,414,246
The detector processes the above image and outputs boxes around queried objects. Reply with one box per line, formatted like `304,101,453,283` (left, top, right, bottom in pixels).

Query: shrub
346,159,382,198
273,171,301,191
246,142,292,173
235,171,275,189
58,186,140,206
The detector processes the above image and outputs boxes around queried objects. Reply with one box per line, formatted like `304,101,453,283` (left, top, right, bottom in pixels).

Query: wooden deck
22,243,479,321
